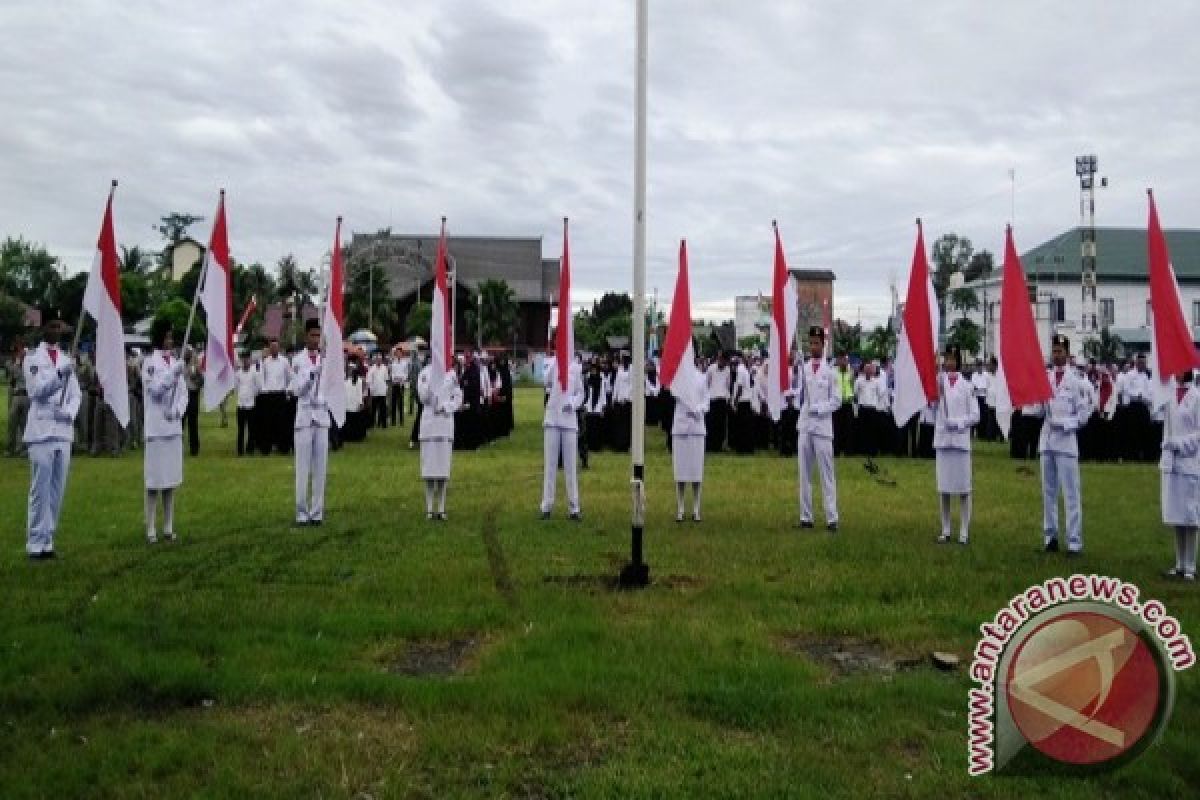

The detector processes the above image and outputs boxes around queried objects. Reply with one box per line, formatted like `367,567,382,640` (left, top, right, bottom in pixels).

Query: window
1054,297,1066,323
1193,300,1200,328
1101,298,1115,327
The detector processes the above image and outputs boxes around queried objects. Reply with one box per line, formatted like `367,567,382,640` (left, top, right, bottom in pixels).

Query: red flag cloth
891,220,939,427
320,218,347,427
999,226,1052,407
1148,190,1200,382
659,240,693,389
430,218,452,385
82,182,129,427
556,218,573,391
199,192,236,410
235,295,257,335
765,224,797,421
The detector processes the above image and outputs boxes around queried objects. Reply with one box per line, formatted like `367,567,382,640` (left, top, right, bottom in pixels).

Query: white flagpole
621,0,650,588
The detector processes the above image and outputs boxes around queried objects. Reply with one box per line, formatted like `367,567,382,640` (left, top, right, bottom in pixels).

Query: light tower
1075,154,1107,340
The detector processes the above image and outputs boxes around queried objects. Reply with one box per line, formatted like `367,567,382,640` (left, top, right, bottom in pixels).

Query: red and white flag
199,191,236,410
1148,189,1200,407
430,217,453,391
82,181,129,428
320,218,347,428
554,217,574,392
891,219,939,427
766,222,798,421
993,225,1053,437
234,294,258,336
660,240,702,410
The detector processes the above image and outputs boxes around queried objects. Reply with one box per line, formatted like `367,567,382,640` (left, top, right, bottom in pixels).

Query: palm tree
465,279,520,347
1083,327,1124,363
119,245,152,274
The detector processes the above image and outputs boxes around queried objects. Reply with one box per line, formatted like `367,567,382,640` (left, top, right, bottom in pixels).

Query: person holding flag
1146,190,1200,579
419,217,462,521
1038,334,1092,555
661,240,708,523
933,344,979,544
540,219,584,520
795,326,841,531
141,318,188,543
197,190,237,418
290,318,331,527
23,318,81,560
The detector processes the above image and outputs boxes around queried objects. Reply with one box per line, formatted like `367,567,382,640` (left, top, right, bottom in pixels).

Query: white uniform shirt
854,374,890,412
1161,385,1200,477
796,358,841,438
970,370,990,399
367,364,389,396
1124,371,1151,407
706,364,731,401
732,364,753,405
261,353,290,392
543,361,585,430
288,349,330,429
417,365,463,440
612,366,632,403
389,357,410,385
345,377,366,412
22,343,81,444
671,369,710,436
933,372,980,451
142,349,188,438
1038,367,1091,456
235,365,260,409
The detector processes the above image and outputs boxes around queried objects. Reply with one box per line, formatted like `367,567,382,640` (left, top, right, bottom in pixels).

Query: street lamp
1075,154,1106,339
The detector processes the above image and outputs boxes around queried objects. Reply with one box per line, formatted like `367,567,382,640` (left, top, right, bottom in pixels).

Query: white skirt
1161,472,1200,526
144,436,183,490
935,448,971,494
420,438,453,479
672,434,706,483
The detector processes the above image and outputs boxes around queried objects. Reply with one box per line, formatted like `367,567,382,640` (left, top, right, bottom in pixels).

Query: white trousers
1041,452,1082,551
27,440,71,554
798,433,837,524
295,426,329,523
541,427,580,514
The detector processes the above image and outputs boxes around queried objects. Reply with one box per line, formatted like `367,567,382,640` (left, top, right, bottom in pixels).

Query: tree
931,233,973,331
863,325,897,362
572,308,602,352
963,249,994,283
119,272,149,325
120,244,152,275
0,237,63,318
344,256,396,339
831,319,862,357
154,213,204,245
947,317,981,357
1083,327,1124,363
591,292,632,323
56,272,88,329
464,279,519,347
949,287,980,319
738,334,764,351
598,312,632,346
154,298,205,345
405,301,431,339
0,294,27,350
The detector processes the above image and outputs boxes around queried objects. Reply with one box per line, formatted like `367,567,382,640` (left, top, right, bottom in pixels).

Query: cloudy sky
2,0,1198,326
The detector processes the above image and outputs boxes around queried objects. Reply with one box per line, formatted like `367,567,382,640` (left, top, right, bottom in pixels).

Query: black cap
1051,333,1070,352
150,317,174,347
943,343,962,364
808,325,825,340
305,318,321,332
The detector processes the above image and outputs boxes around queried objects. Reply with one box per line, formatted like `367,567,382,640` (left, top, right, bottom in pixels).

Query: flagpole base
620,465,650,589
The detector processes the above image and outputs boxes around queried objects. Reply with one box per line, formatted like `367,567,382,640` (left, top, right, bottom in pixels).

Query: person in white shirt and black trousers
289,319,331,527
367,352,389,429
234,352,260,456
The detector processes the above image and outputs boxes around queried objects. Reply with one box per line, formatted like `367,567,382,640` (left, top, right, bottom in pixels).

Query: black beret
1051,334,1070,351
808,325,825,339
305,318,321,332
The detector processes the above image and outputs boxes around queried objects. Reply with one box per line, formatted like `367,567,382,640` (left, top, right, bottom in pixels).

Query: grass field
1,388,1197,798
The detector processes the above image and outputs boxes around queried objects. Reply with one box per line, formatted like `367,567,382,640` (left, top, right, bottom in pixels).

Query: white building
734,295,770,343
964,226,1200,359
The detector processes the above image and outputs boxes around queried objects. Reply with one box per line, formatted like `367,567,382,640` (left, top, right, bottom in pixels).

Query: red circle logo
1005,611,1162,765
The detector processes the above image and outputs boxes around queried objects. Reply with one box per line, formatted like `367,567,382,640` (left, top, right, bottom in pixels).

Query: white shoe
958,534,969,545
692,512,702,523
675,512,684,523
163,531,177,542
937,532,951,544
146,533,158,544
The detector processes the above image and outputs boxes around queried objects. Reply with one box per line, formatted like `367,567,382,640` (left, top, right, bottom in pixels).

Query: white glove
169,360,184,379
807,405,821,417
561,402,574,413
54,410,74,425
1163,439,1179,454
57,361,73,378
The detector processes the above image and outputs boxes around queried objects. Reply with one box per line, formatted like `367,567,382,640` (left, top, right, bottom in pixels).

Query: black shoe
795,520,814,529
1043,539,1059,553
309,520,323,528
569,511,582,521
540,511,551,520
1163,567,1185,580
827,522,839,533
28,550,55,561
292,520,309,529
1066,549,1082,558
436,512,447,521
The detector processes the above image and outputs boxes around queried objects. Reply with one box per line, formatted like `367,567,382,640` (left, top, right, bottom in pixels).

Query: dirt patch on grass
777,634,924,678
385,637,484,677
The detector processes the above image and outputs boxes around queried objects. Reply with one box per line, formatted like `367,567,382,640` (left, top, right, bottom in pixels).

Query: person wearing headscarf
141,317,189,543
418,359,463,520
934,345,979,544
1160,369,1200,581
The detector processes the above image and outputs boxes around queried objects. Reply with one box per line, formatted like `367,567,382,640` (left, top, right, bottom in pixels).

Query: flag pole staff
313,216,340,392
181,189,221,358
61,179,117,406
620,0,650,588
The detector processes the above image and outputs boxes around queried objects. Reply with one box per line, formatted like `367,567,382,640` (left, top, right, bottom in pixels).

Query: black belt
12,389,27,397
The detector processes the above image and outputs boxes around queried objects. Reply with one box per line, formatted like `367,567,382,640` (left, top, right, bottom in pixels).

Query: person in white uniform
1039,334,1092,555
671,363,709,522
795,326,841,531
417,361,463,520
289,319,331,527
1160,369,1200,580
141,319,189,543
540,354,585,520
934,346,980,544
23,318,81,560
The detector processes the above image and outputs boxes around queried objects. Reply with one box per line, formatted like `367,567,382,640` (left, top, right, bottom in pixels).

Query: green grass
0,389,1196,798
